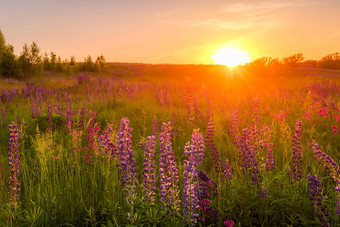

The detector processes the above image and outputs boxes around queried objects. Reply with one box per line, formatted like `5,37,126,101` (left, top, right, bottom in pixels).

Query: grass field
1,64,340,226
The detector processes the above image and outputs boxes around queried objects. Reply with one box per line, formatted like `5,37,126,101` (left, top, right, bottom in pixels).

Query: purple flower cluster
310,140,340,215
197,170,218,223
289,121,303,182
239,128,266,197
224,159,232,181
152,115,158,139
46,100,52,131
117,117,137,203
307,174,333,226
205,120,222,175
183,129,205,223
265,142,274,172
79,101,85,129
30,97,41,119
229,110,239,146
2,106,6,129
186,78,193,120
98,123,118,159
310,140,340,185
159,122,180,211
143,135,156,204
8,122,21,206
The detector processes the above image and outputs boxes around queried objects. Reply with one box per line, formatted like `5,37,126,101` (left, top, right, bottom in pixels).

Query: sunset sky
0,0,339,64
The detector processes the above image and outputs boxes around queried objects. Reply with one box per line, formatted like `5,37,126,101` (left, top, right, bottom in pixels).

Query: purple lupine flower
160,89,165,108
143,135,156,204
197,170,220,224
223,159,232,181
79,101,85,129
47,100,52,131
98,123,118,159
172,112,178,137
2,106,6,129
238,129,252,173
159,122,180,211
229,110,239,146
307,174,333,226
310,140,340,185
289,121,303,182
335,185,340,216
266,142,274,172
239,128,266,197
205,119,222,175
8,122,21,206
186,78,193,120
117,117,137,203
310,140,340,215
152,115,158,139
193,98,204,120
183,129,205,223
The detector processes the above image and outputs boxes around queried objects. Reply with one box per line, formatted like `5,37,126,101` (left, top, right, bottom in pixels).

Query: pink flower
332,125,338,133
303,111,311,120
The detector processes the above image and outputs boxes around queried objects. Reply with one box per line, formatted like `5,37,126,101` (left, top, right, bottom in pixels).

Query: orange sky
0,0,339,64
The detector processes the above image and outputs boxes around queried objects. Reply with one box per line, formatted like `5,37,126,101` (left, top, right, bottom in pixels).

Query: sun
211,48,250,67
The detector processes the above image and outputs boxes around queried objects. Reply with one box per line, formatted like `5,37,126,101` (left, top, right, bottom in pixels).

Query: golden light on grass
211,48,250,67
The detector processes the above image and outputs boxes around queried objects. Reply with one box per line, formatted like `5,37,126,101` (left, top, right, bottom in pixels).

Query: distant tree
18,43,32,78
0,29,7,77
282,53,304,67
317,52,340,69
0,45,20,78
50,51,57,69
267,57,283,67
301,60,318,68
94,60,101,72
247,57,269,68
96,54,105,68
43,52,51,70
85,55,94,71
0,29,5,57
56,56,63,72
70,56,76,65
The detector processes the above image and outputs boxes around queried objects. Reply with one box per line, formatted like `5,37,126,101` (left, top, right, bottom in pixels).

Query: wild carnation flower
117,117,137,204
332,125,338,133
143,135,157,204
8,122,21,206
159,122,180,211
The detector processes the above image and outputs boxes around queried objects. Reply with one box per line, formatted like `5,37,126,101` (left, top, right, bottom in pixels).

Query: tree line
0,29,105,79
247,52,340,70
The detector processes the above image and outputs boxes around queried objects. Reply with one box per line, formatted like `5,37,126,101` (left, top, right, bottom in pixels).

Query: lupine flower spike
8,122,21,206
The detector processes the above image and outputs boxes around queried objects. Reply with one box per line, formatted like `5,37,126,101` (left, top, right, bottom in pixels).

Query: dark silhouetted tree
70,56,76,65
96,54,105,68
283,53,304,67
317,52,340,69
0,45,20,78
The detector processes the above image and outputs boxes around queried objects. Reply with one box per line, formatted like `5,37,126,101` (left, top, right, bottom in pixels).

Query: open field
1,65,340,226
